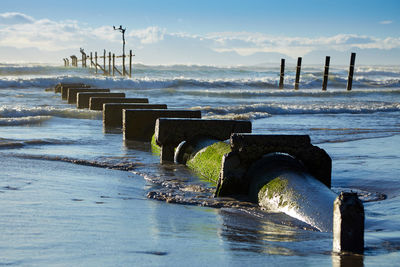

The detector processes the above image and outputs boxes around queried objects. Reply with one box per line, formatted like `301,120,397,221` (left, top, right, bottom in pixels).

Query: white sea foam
0,115,52,126
194,101,400,120
0,64,399,90
0,106,101,120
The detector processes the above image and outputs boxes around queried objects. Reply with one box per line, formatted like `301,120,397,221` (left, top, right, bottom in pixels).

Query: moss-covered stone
151,133,161,155
187,141,231,185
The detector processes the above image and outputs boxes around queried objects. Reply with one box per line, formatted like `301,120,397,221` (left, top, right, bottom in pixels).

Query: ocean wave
0,115,52,126
0,138,74,149
0,66,399,90
194,101,400,118
0,106,101,120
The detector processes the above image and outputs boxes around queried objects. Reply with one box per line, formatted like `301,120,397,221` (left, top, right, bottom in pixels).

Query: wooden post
103,49,106,74
63,59,66,67
346,53,356,91
279,58,285,89
90,52,93,69
322,56,330,91
122,52,126,76
108,52,111,76
112,53,115,76
129,50,132,78
95,52,98,74
294,57,302,90
66,58,69,67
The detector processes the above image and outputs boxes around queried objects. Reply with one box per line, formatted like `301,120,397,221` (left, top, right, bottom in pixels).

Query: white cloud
198,32,400,57
0,12,399,63
128,26,166,44
0,12,34,25
380,20,393,25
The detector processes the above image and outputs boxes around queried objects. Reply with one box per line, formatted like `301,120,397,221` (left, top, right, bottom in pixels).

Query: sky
0,0,399,65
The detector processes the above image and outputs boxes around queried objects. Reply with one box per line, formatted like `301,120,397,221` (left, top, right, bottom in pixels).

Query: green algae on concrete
187,141,231,185
259,177,288,200
151,134,161,155
258,177,301,210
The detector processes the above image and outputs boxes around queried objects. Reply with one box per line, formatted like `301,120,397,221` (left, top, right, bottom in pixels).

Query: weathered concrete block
230,133,331,188
55,83,88,94
77,93,125,109
89,97,149,111
123,109,201,141
67,88,110,104
154,118,251,163
333,192,364,254
103,104,168,128
61,84,90,99
216,133,332,197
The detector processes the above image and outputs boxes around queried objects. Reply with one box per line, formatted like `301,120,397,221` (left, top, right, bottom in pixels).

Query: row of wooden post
63,49,134,78
279,53,356,91
63,51,357,89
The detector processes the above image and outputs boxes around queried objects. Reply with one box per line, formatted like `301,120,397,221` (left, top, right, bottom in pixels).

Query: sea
0,62,399,266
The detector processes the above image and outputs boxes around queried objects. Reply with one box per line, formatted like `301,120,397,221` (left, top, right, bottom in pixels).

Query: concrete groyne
103,103,167,129
89,97,149,111
67,88,110,104
48,82,365,253
77,92,126,109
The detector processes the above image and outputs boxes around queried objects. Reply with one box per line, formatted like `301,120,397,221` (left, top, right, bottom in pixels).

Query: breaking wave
0,64,399,90
195,101,400,120
0,106,101,120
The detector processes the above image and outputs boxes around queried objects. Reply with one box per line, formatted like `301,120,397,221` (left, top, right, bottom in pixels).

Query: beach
1,63,400,266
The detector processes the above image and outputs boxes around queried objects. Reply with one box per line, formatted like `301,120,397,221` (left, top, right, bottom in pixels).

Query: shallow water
1,64,400,266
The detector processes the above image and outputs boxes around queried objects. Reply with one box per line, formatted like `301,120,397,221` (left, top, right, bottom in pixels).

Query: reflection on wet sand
332,253,364,267
217,208,331,256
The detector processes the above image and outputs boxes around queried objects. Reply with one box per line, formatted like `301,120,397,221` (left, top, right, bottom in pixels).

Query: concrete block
103,104,168,128
230,133,331,188
216,133,332,197
154,118,251,163
60,84,90,98
89,97,149,111
76,93,125,109
123,109,201,141
55,83,88,94
333,192,364,254
67,88,110,104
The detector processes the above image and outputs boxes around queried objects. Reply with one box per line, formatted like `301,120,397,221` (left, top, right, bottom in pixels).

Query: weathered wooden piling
90,52,93,68
108,52,111,75
294,57,302,90
129,50,133,78
77,92,125,109
333,192,364,254
322,56,330,91
103,50,106,74
80,48,87,68
103,103,167,128
279,58,285,89
123,110,201,141
122,52,126,76
95,52,98,74
112,54,115,76
67,88,110,104
346,53,356,91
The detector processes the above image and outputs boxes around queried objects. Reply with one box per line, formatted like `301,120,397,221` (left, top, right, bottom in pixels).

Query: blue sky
0,0,399,65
